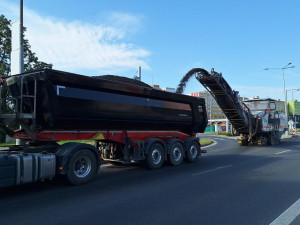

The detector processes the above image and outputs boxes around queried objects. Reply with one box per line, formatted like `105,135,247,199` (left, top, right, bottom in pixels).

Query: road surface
1,135,300,225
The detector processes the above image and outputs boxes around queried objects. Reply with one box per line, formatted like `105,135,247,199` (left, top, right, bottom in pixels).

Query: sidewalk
281,134,300,141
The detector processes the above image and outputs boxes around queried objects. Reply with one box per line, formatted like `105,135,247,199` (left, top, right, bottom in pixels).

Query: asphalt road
1,135,300,225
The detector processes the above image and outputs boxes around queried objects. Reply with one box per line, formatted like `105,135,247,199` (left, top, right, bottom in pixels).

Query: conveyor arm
193,68,251,134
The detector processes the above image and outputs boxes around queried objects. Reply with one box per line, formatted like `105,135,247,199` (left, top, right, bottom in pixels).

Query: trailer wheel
146,142,165,169
67,149,97,185
186,141,200,162
168,142,184,166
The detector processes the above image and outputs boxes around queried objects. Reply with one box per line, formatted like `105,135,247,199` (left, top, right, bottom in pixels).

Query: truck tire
146,142,165,169
168,142,184,166
186,140,200,162
67,149,97,185
267,133,277,145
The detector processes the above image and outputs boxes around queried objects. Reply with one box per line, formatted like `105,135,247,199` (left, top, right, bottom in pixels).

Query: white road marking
192,165,232,176
275,150,291,155
202,141,217,149
101,164,111,167
270,198,300,225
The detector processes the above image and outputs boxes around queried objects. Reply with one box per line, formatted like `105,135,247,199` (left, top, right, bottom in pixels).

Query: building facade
288,100,300,115
287,100,300,128
190,91,226,120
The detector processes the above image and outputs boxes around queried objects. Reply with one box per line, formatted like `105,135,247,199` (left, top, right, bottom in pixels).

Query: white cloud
0,1,150,74
102,12,143,35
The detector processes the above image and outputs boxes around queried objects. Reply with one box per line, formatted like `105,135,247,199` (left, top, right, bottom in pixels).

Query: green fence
205,125,215,132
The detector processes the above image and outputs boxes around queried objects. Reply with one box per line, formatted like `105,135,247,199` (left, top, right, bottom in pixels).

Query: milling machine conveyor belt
195,69,250,134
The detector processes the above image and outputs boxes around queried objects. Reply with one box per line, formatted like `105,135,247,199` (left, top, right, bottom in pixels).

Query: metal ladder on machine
195,69,251,135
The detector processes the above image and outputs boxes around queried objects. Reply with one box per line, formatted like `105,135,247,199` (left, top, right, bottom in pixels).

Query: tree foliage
0,14,52,76
0,15,11,76
0,14,52,114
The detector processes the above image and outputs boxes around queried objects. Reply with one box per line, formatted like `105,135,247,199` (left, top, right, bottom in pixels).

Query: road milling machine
188,68,288,146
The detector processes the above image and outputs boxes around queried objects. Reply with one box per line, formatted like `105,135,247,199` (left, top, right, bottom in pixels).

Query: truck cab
244,98,287,138
244,98,277,114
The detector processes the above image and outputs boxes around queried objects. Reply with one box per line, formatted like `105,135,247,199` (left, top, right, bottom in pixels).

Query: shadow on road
0,153,284,199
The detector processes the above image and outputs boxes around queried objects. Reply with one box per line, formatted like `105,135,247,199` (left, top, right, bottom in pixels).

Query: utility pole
20,0,24,74
134,66,142,81
138,66,141,81
226,117,229,133
10,0,24,144
16,0,24,145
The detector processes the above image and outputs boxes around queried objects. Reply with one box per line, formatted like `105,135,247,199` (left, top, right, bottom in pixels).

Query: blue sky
1,0,299,100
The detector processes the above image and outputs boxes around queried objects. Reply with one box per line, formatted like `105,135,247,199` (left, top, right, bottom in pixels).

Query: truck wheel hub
189,145,197,158
74,156,92,178
172,147,182,161
152,149,162,165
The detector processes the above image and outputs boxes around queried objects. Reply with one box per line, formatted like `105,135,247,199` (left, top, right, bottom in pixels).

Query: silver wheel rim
152,149,162,165
189,144,198,159
74,156,92,178
172,146,182,162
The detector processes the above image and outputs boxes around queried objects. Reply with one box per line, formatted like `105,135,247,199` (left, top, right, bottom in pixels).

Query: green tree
0,14,52,113
0,14,52,76
0,15,11,76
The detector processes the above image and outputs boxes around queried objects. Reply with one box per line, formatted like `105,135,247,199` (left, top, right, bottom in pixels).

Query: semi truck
0,69,207,188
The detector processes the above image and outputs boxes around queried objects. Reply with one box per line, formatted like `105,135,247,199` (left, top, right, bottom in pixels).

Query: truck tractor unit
193,68,288,146
0,69,207,188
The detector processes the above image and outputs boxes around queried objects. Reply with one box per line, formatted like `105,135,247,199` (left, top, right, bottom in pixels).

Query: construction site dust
176,68,209,94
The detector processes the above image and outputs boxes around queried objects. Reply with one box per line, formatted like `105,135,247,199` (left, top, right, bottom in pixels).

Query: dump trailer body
4,69,207,135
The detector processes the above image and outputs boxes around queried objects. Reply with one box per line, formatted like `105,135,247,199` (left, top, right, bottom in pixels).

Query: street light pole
282,69,287,115
264,63,295,115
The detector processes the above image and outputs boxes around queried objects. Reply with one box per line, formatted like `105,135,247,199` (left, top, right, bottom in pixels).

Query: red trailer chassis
12,129,193,143
10,128,202,169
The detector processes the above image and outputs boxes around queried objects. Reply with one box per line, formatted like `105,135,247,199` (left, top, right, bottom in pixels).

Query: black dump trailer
0,69,207,188
5,69,207,133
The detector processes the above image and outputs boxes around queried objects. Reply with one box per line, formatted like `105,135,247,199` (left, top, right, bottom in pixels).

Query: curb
201,141,214,147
